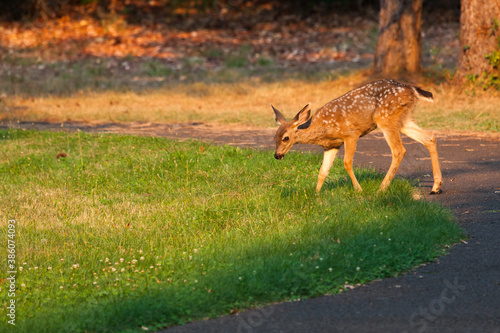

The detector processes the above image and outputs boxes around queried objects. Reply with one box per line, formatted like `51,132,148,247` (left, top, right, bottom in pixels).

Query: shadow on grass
322,169,384,192
278,162,385,199
20,189,462,333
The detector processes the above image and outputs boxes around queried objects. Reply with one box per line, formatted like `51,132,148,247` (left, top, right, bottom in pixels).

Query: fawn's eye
283,136,290,142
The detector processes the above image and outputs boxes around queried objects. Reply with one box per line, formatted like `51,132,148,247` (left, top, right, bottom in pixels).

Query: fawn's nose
274,152,284,160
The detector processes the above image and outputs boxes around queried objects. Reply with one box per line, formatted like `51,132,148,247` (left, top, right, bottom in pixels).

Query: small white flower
73,264,79,269
21,284,26,287
60,286,63,289
140,257,145,261
132,259,138,264
319,257,323,261
139,250,143,254
19,267,23,271
34,267,38,270
105,258,109,263
329,268,333,272
193,249,198,253
93,281,97,284
239,277,242,280
150,266,154,269
121,268,125,272
47,267,52,270
110,267,116,272
356,267,360,271
120,258,124,263
316,266,319,269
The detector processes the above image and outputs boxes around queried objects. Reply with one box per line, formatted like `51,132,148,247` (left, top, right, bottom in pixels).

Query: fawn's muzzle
274,153,284,160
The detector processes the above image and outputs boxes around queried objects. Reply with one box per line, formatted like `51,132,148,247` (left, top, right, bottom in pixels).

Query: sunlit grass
414,83,500,132
0,130,463,332
1,70,499,132
0,71,366,127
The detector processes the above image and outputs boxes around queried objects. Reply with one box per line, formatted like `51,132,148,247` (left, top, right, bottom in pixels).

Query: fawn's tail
412,86,434,103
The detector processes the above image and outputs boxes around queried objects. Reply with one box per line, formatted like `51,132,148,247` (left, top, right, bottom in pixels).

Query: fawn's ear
271,104,287,125
292,103,312,127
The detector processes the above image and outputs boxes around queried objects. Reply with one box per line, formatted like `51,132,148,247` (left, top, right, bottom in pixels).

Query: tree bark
374,0,423,75
454,0,500,84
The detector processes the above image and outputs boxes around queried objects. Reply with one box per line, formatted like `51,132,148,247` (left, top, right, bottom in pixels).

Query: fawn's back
315,79,430,137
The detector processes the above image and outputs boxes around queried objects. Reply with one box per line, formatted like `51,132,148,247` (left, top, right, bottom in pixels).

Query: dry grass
414,84,500,132
1,71,499,132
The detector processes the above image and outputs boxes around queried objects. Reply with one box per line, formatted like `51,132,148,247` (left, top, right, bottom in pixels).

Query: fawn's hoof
430,189,443,195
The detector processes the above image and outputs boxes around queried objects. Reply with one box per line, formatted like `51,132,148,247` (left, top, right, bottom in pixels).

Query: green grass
143,61,174,77
0,130,463,332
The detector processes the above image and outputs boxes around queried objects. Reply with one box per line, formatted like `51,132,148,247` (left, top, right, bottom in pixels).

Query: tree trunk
374,0,423,75
453,0,500,85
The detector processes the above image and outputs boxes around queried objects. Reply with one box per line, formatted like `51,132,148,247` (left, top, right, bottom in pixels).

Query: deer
272,79,443,194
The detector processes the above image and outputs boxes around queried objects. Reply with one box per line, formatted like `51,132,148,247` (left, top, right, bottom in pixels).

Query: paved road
4,122,500,333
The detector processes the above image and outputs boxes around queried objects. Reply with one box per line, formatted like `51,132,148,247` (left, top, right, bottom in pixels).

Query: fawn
272,79,443,194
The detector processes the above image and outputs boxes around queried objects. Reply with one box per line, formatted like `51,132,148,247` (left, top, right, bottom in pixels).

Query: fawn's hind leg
401,121,443,194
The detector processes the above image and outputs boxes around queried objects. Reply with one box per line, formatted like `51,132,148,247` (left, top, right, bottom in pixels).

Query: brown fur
272,79,443,194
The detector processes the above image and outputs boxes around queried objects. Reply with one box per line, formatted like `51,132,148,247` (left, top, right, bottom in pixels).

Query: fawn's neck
295,114,343,149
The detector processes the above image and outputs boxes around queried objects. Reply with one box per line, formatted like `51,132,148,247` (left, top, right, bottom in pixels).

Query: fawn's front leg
379,129,406,191
343,137,363,192
316,148,339,192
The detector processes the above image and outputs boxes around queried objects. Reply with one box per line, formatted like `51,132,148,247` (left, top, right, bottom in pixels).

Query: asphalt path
3,121,499,333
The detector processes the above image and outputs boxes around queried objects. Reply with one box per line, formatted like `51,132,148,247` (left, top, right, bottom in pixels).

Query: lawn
0,129,463,332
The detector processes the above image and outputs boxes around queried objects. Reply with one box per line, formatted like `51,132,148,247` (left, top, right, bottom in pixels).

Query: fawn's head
272,103,312,160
